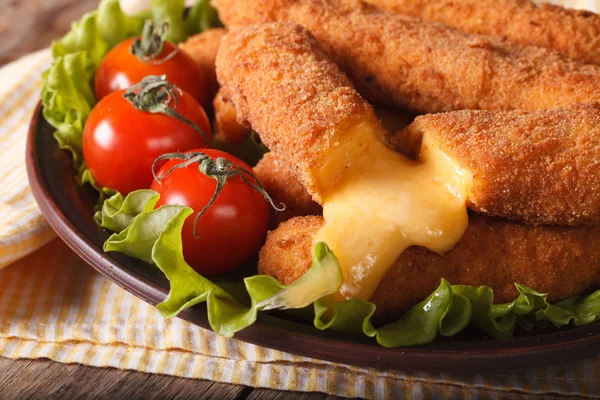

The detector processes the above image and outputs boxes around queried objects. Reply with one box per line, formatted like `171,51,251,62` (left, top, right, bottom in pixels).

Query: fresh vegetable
42,0,221,168
94,20,208,106
150,149,277,275
83,76,211,194
258,242,342,310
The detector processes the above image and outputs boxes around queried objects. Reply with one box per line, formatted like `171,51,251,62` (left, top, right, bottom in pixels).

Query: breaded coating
216,22,381,200
365,0,600,66
213,89,252,144
400,103,600,226
260,215,600,323
254,152,322,227
179,28,227,102
215,0,600,113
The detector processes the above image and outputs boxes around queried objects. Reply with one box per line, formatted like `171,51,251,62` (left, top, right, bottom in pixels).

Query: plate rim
26,102,600,372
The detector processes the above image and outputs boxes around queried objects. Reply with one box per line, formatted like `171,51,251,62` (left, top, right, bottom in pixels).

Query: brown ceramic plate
26,103,600,372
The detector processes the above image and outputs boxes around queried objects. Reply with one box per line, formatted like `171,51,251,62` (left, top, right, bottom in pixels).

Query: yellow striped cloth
0,50,55,269
2,1,600,398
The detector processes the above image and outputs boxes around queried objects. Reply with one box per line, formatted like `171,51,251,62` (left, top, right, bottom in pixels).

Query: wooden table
0,1,341,398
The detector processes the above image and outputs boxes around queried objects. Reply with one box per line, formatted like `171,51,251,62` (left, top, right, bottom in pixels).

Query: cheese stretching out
216,22,470,302
314,123,470,301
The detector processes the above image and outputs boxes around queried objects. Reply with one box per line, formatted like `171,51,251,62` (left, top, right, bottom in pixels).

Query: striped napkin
2,1,600,398
0,50,55,269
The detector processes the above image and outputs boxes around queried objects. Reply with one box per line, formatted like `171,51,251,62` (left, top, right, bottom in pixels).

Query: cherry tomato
151,149,270,275
94,38,207,106
83,89,211,195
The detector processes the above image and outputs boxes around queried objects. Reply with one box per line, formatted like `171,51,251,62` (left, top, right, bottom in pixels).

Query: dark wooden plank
0,0,98,67
246,388,347,400
0,356,335,400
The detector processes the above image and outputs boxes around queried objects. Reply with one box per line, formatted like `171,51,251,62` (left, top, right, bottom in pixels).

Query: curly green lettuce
95,190,600,345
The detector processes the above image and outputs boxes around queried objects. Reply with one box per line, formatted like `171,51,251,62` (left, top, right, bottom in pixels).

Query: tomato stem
123,75,210,144
130,20,178,64
152,152,285,238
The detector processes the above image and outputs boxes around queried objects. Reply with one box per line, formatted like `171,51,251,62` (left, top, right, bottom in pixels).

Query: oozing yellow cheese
313,123,471,302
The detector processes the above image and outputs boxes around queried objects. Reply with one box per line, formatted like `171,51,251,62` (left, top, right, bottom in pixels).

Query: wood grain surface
0,1,342,398
0,0,98,66
0,357,343,400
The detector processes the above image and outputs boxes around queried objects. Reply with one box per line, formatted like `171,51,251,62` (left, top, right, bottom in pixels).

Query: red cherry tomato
83,89,211,195
151,149,270,275
94,38,207,106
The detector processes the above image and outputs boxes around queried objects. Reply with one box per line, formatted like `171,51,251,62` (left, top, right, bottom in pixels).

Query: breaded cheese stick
213,89,252,144
254,104,600,227
218,23,600,227
180,28,227,102
217,22,381,200
259,215,600,322
254,152,322,227
399,103,600,226
215,0,600,113
364,0,600,66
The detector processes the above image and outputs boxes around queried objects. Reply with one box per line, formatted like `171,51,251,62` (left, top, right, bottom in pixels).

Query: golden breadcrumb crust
365,0,600,66
398,103,600,226
216,22,380,201
254,152,322,227
215,0,600,113
179,28,227,102
259,215,600,323
213,89,252,144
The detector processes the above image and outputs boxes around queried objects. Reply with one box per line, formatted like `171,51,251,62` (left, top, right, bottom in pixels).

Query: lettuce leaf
41,52,95,163
185,0,224,35
99,190,333,337
97,190,600,346
42,0,222,169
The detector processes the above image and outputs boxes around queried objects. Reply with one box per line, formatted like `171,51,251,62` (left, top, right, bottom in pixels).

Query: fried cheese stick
218,23,600,226
218,23,475,303
254,103,600,227
179,28,227,102
217,22,381,200
215,0,600,113
254,152,322,227
364,0,600,66
259,215,600,322
213,89,253,144
220,22,600,313
400,104,600,226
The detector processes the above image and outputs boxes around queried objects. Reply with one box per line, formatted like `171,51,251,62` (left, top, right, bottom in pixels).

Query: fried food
213,89,252,144
259,215,600,322
364,0,600,66
218,22,600,310
254,152,322,227
179,28,227,102
215,0,600,113
217,22,381,201
397,103,600,226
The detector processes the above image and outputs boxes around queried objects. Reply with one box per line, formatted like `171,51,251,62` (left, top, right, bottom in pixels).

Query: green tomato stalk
130,19,177,63
123,75,210,143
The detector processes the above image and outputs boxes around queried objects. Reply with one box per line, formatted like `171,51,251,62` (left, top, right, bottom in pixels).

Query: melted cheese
313,123,472,302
